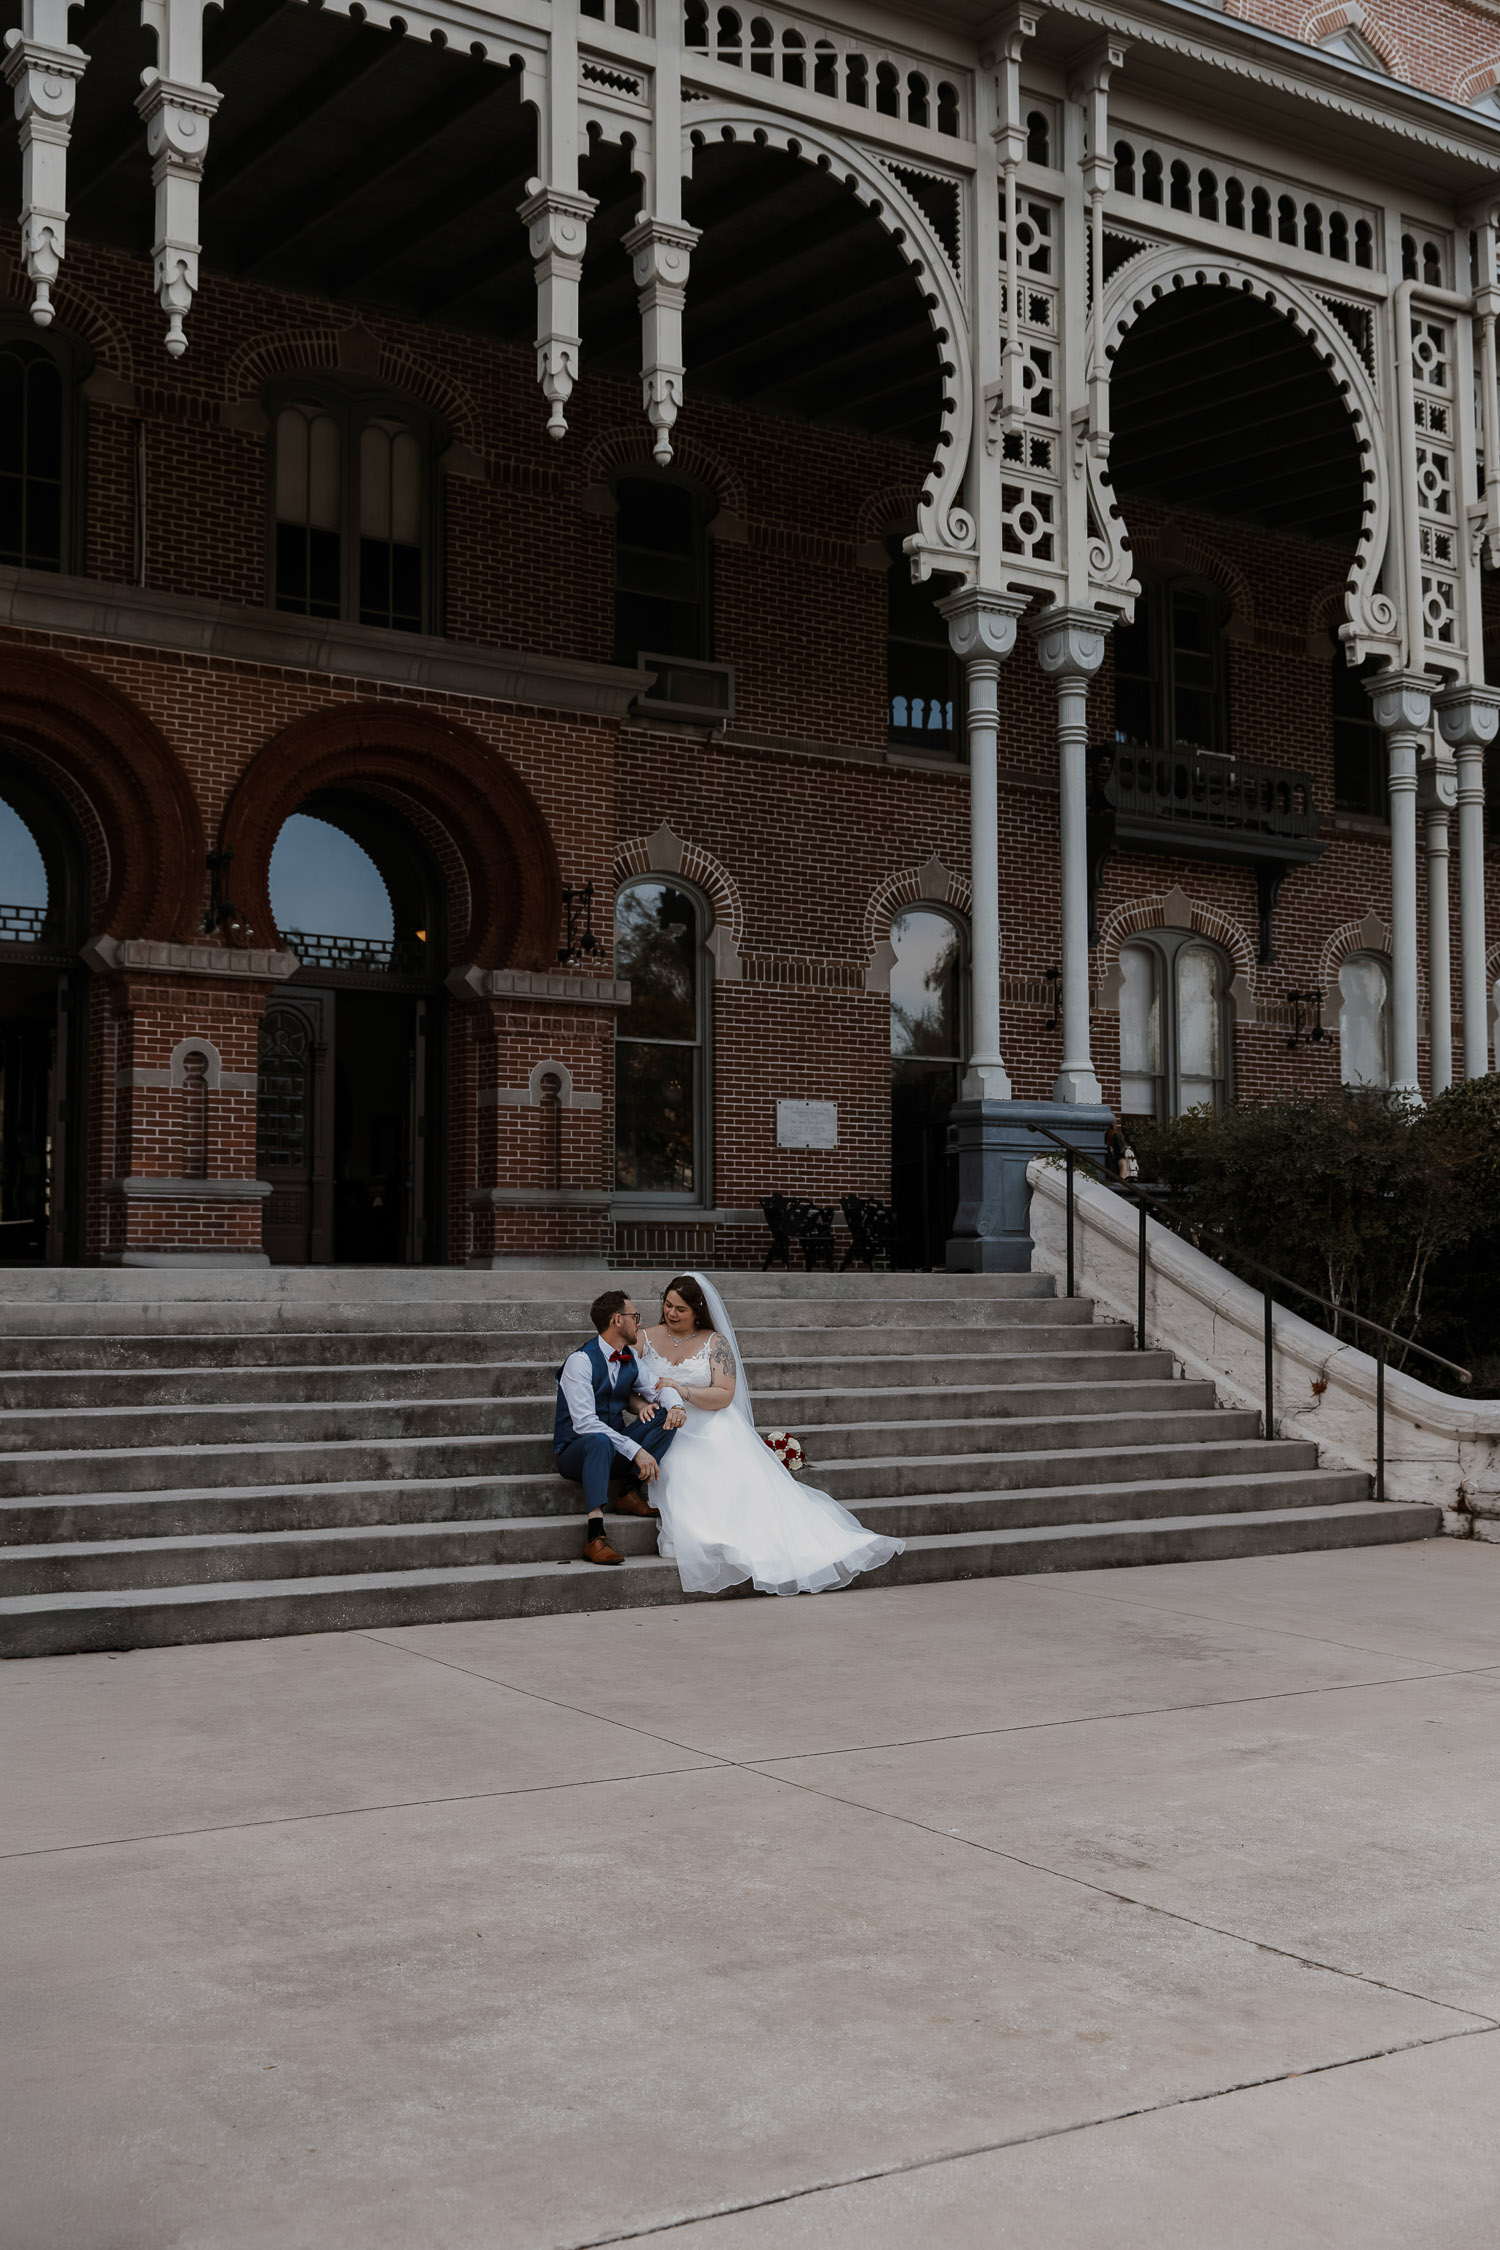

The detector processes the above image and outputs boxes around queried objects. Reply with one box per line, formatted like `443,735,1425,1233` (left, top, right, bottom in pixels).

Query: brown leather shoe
610,1487,660,1518
583,1532,624,1566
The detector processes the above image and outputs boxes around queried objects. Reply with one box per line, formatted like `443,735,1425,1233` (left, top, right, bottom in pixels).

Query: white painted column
1434,684,1500,1078
1031,606,1112,1106
1419,749,1455,1096
938,587,1028,1100
2,0,87,327
1367,672,1434,1100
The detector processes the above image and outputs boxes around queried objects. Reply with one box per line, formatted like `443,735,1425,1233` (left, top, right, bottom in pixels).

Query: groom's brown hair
590,1288,630,1334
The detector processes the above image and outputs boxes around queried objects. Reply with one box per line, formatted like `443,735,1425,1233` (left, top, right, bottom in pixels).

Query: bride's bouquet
763,1430,804,1474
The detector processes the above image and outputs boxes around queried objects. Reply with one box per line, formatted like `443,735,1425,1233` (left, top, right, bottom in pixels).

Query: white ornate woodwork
1367,670,1435,1100
1400,305,1465,670
1031,607,1112,1107
621,216,700,464
1418,746,1458,1095
137,0,218,356
2,0,86,327
519,184,597,438
1434,683,1500,1082
939,586,1028,1101
683,2,973,150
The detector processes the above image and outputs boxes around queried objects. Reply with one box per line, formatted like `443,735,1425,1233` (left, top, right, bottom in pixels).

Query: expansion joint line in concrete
559,2023,1500,2250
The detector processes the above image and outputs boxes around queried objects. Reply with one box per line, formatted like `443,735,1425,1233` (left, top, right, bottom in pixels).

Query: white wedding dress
637,1273,904,1598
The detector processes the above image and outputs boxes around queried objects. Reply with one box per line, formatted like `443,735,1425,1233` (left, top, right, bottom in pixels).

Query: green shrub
1130,1083,1500,1393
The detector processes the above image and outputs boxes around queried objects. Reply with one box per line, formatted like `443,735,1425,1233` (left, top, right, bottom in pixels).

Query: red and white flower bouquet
762,1429,805,1475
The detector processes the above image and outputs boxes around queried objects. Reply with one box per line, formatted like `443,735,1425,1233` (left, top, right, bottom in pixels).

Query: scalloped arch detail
681,108,974,581
1096,889,1258,1023
0,250,134,382
1099,252,1394,661
1320,910,1393,988
614,824,744,980
578,426,749,521
1130,523,1257,632
221,324,483,448
861,859,972,993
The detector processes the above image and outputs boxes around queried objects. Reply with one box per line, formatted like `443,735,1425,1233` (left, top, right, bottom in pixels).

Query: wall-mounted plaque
776,1099,838,1150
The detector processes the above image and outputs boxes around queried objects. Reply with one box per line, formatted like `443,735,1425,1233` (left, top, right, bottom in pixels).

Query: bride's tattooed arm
684,1333,738,1411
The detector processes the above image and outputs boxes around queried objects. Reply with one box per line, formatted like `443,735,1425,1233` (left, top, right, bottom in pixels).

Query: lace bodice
639,1333,713,1385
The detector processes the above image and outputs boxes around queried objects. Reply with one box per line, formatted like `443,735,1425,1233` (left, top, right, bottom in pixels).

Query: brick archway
219,708,562,970
0,651,203,940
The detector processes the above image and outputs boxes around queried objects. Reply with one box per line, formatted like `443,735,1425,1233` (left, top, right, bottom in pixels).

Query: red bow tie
608,1349,631,1365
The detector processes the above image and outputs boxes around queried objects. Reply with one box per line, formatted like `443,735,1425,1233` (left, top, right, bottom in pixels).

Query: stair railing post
1376,1340,1386,1501
1263,1282,1274,1440
1065,1147,1075,1298
1136,1192,1147,1350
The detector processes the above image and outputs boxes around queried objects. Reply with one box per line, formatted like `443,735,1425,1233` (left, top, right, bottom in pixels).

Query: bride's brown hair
662,1275,713,1332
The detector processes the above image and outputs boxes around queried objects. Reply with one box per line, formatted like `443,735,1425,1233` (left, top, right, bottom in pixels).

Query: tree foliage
1130,1083,1500,1392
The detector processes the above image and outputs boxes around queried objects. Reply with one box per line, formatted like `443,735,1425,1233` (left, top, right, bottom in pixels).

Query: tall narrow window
0,335,74,573
614,880,706,1199
1338,954,1391,1088
1111,571,1230,754
270,382,439,632
275,402,342,619
1118,933,1230,1122
1331,631,1385,816
886,531,961,754
889,906,967,1267
614,475,709,665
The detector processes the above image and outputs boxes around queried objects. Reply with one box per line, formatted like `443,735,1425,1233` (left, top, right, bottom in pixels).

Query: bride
636,1272,904,1598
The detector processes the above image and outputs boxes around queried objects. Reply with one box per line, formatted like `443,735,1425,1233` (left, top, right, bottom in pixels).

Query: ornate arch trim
221,322,483,451
1300,3,1408,77
577,426,750,526
1095,885,1258,1023
1320,908,1393,989
614,822,744,981
0,251,135,384
1127,523,1257,635
218,706,560,970
0,652,203,941
1097,253,1395,663
862,855,972,994
681,110,974,583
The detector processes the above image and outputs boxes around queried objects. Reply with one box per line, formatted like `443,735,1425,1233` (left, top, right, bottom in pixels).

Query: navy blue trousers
555,1413,678,1513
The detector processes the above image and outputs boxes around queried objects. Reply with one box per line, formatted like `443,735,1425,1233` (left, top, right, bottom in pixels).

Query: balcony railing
1096,743,1319,845
1087,741,1326,962
283,929,428,976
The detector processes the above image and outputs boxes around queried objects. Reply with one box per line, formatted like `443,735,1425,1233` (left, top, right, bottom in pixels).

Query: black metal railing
282,929,427,975
1094,743,1319,845
1028,1122,1470,1502
0,901,48,943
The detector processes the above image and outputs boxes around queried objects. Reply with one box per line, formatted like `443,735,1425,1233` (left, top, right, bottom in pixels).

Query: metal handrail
1026,1120,1471,1503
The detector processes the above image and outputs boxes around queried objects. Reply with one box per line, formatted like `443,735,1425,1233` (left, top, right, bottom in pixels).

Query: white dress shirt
558,1343,683,1460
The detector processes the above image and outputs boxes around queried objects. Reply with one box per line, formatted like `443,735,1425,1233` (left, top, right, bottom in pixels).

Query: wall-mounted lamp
201,851,254,947
1043,964,1060,1031
1287,987,1326,1050
558,880,599,966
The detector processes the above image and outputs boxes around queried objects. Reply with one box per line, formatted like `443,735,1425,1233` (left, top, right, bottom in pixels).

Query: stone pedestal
945,1099,1112,1274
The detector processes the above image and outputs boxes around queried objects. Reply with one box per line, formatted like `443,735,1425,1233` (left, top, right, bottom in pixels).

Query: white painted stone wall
1029,1159,1500,1540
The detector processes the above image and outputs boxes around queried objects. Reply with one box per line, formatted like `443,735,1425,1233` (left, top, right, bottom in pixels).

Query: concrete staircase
0,1268,1439,1656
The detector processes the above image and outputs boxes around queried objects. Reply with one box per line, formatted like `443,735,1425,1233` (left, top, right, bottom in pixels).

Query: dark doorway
0,966,62,1261
258,986,434,1265
0,758,88,1262
889,905,966,1268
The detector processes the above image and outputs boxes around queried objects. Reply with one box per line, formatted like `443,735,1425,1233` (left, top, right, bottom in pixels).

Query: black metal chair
760,1193,836,1271
799,1203,836,1271
840,1194,900,1271
760,1193,798,1270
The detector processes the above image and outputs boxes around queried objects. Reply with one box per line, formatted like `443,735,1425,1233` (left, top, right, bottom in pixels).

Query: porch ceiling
1107,284,1368,549
2,0,940,450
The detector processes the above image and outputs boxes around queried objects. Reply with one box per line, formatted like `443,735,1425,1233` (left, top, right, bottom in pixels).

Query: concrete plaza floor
5,1543,1500,2249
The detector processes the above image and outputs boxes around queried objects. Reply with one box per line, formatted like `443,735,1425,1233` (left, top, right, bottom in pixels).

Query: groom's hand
634,1398,660,1423
633,1449,660,1483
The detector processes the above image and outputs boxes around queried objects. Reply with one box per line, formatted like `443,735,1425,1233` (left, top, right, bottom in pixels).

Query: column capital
1028,604,1114,681
938,585,1028,665
1417,751,1458,815
1365,668,1436,736
1433,681,1500,754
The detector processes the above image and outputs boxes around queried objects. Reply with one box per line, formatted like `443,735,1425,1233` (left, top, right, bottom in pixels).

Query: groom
554,1289,686,1567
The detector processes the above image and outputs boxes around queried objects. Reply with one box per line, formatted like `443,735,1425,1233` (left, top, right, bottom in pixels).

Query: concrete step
0,1268,1055,1310
0,1502,1441,1656
0,1468,1374,1595
0,1409,1271,1498
0,1347,1175,1410
0,1384,1223,1455
0,1437,1326,1540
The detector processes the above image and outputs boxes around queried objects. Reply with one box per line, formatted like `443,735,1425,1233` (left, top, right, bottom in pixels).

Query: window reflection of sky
890,908,961,1059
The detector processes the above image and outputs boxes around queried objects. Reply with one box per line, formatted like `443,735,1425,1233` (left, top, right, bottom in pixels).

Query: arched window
0,792,48,945
270,812,396,968
269,380,443,633
613,472,712,666
886,530,960,755
1118,933,1230,1124
0,329,83,574
1338,953,1391,1088
614,879,708,1201
889,905,967,1265
1026,110,1050,167
1112,569,1230,754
